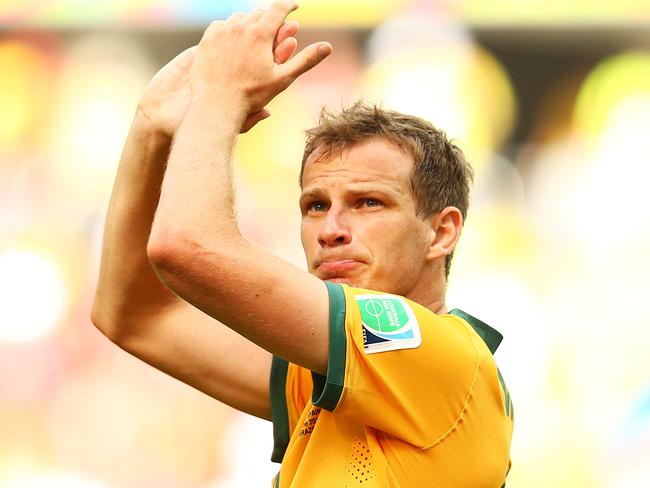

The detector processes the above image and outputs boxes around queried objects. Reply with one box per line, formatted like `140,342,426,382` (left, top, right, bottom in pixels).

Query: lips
316,259,362,279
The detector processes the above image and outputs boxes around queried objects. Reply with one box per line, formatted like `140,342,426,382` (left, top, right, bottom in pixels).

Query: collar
449,309,503,354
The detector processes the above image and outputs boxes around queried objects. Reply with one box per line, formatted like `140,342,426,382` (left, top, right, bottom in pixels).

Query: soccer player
92,1,513,486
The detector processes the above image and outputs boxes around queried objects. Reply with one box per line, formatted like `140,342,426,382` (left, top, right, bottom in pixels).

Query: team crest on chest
355,294,422,354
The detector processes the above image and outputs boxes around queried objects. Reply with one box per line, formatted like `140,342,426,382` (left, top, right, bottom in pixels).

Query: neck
411,293,447,315
429,298,448,315
405,274,448,316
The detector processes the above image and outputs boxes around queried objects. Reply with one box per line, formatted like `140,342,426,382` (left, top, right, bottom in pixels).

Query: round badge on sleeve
354,294,422,354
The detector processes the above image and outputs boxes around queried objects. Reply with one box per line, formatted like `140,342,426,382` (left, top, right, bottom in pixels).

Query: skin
92,6,311,421
92,1,462,424
300,137,458,313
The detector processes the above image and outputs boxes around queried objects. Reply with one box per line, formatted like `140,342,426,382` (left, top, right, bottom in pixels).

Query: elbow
90,300,105,335
90,294,122,345
146,226,186,275
90,278,146,346
90,292,145,348
147,225,242,273
146,226,205,289
147,224,246,295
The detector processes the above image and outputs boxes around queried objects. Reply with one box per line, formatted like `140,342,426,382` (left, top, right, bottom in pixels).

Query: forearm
150,98,247,248
146,98,269,337
92,109,178,336
145,4,333,372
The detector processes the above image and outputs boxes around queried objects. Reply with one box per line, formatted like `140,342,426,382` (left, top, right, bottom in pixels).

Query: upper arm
148,232,331,375
106,300,274,420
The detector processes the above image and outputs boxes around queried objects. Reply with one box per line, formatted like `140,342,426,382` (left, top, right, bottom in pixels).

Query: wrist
188,91,250,130
133,106,173,146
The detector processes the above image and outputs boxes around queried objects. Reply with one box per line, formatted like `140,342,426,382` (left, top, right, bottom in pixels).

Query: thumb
240,108,271,133
278,42,332,84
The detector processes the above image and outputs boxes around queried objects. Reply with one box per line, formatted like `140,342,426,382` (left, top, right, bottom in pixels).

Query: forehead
301,137,414,191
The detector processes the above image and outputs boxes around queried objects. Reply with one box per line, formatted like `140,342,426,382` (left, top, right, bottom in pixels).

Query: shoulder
332,283,481,357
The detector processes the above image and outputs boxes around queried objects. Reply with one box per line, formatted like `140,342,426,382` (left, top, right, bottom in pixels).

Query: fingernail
318,43,332,57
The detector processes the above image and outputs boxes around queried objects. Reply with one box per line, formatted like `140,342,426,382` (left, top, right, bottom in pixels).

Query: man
92,1,513,486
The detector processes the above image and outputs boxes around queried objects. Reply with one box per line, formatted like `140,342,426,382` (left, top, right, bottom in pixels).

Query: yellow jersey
270,282,513,487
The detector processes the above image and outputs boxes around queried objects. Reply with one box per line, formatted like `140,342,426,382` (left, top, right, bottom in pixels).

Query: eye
363,198,382,208
308,201,328,212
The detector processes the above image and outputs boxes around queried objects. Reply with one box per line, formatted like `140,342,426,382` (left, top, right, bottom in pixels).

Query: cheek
300,224,316,259
369,220,427,280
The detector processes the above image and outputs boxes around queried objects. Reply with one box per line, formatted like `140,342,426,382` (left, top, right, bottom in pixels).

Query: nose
318,209,352,247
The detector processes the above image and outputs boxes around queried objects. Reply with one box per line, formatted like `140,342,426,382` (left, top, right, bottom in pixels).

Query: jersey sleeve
311,282,502,447
269,356,312,462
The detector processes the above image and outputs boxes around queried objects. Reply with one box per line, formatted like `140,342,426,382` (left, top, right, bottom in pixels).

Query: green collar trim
449,309,503,354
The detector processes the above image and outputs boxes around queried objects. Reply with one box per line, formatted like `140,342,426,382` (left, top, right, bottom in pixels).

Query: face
300,137,434,298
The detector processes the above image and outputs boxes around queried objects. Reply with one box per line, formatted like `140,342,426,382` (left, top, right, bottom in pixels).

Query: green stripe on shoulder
270,356,290,463
312,281,347,411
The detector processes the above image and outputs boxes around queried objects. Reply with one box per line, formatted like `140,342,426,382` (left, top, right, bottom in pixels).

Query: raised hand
190,1,332,123
137,17,303,138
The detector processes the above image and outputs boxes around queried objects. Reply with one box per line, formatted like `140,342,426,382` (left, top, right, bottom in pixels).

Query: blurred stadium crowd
1,0,649,486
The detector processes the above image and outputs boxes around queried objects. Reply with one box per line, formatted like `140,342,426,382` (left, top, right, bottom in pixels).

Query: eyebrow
299,188,325,201
299,184,400,204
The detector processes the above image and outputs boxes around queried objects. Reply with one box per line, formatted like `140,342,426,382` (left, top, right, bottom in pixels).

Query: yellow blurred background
1,0,650,486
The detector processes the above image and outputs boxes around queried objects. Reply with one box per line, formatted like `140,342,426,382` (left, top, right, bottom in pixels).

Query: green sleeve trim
449,308,503,354
311,281,347,411
270,356,290,463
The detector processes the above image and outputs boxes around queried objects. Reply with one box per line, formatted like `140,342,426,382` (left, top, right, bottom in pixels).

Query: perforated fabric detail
343,436,376,486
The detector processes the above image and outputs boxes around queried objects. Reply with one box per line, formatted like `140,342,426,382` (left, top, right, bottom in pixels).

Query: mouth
316,259,363,280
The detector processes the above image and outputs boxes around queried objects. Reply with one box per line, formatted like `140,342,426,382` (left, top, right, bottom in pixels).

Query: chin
326,277,356,286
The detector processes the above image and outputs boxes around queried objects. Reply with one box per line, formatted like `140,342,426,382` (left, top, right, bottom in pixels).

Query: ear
425,206,463,262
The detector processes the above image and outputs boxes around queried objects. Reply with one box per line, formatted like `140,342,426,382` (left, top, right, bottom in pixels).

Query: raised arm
147,1,335,374
91,20,302,420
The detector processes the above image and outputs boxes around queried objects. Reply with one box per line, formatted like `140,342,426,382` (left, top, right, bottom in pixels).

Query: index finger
259,0,299,39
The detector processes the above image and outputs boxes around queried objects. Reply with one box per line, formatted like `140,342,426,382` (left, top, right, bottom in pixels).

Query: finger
274,36,297,64
246,8,265,23
274,20,299,48
278,42,332,83
241,108,271,133
259,0,299,39
227,11,247,22
171,45,198,67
